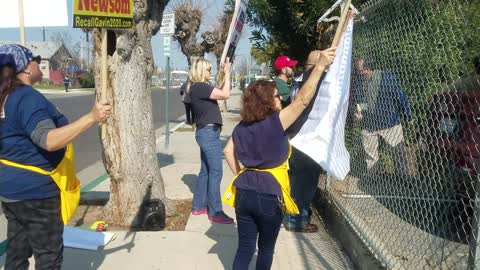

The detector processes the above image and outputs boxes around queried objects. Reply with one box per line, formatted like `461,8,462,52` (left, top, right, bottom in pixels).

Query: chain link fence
320,0,480,269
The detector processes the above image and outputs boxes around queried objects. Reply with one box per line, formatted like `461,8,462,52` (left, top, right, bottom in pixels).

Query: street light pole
247,56,250,85
165,56,171,151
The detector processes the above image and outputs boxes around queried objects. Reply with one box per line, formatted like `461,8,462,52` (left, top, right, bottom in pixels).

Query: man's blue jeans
193,126,223,216
233,189,283,270
285,147,323,228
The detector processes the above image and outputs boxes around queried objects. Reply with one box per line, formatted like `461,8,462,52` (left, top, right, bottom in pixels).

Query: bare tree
173,0,234,111
237,57,248,77
50,30,73,49
92,0,174,227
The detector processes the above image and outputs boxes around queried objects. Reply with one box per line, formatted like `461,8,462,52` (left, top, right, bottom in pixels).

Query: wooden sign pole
101,28,108,99
101,28,108,137
331,0,352,47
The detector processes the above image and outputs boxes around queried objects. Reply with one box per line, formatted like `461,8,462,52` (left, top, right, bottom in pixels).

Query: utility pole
86,31,90,67
18,0,25,46
247,55,251,85
165,55,171,151
80,37,83,69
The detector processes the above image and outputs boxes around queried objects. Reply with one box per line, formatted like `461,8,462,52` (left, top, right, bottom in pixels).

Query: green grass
34,83,65,90
0,240,6,257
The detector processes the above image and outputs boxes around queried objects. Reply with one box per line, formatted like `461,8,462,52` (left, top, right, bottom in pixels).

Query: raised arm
279,48,336,130
44,101,112,151
210,58,232,100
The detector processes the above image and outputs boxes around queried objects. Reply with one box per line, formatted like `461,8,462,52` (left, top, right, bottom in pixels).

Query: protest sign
73,0,134,28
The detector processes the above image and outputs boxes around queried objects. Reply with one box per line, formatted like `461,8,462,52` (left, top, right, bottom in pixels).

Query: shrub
79,71,95,88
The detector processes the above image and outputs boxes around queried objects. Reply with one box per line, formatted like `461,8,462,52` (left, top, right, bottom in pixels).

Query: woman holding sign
223,48,336,269
0,44,111,270
189,58,233,224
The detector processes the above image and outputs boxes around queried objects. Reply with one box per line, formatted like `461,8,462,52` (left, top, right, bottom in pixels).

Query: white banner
220,0,249,65
0,0,68,28
291,19,354,180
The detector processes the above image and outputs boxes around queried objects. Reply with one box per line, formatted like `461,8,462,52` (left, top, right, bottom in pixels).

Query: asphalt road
45,87,185,172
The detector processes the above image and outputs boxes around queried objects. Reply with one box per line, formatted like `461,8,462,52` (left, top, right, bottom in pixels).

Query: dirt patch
68,199,192,231
164,199,192,231
175,126,195,132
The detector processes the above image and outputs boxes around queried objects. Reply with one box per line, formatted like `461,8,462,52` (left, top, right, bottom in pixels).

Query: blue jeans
193,126,223,216
285,147,323,228
233,189,283,270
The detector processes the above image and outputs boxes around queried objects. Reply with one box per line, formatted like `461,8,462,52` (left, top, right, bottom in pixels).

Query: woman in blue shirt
0,44,112,270
224,48,336,270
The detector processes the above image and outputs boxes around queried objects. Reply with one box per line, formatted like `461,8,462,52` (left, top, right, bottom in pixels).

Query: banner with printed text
220,0,249,64
73,0,134,28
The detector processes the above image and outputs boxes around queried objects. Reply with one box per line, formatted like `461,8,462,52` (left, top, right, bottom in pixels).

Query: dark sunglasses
274,93,281,99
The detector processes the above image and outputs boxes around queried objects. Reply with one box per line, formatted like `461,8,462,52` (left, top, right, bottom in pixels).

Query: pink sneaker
208,212,234,224
192,208,208,215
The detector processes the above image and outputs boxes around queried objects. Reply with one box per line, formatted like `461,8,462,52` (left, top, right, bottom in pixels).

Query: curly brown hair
241,80,280,123
0,64,21,112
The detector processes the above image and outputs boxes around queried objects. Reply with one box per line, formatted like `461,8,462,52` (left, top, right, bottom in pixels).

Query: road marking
155,121,186,145
0,120,187,257
0,90,187,258
81,120,187,193
81,173,109,193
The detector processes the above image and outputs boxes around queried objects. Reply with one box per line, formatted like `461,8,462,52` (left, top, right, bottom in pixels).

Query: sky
0,0,253,72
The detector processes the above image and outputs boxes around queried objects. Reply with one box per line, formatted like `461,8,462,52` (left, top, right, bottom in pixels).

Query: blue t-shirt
232,112,289,196
0,86,68,200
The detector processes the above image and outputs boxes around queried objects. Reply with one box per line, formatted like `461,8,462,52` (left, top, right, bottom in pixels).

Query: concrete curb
313,188,383,270
79,120,188,206
0,88,187,258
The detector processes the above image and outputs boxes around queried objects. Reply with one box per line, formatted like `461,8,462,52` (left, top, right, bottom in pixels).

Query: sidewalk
0,88,352,270
36,88,95,95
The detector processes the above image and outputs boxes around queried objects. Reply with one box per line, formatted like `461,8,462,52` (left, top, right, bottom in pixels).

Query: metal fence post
468,175,480,269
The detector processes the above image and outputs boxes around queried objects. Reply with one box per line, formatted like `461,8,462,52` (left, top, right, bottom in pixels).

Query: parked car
428,75,480,175
418,74,479,242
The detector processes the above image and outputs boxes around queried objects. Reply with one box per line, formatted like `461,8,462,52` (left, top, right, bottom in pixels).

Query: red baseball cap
274,55,298,71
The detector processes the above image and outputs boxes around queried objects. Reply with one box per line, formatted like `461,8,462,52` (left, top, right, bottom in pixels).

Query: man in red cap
273,55,298,108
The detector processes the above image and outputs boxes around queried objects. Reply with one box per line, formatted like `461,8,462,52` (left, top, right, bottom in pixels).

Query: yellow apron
222,145,299,215
0,143,81,224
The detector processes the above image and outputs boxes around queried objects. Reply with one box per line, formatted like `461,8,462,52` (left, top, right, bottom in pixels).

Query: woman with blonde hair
189,57,233,224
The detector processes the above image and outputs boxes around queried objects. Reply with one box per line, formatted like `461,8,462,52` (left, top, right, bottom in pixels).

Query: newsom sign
73,0,134,28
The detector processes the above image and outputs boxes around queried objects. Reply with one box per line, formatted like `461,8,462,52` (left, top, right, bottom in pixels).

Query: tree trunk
93,0,174,227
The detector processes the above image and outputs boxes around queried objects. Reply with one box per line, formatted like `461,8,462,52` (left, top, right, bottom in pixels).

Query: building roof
0,41,66,59
171,70,188,75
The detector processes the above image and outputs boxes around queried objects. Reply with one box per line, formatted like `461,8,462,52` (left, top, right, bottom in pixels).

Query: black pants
64,84,69,92
233,189,283,270
184,102,194,125
2,196,64,270
286,147,324,227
